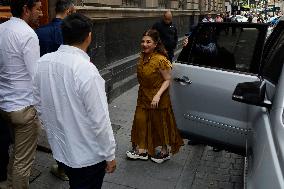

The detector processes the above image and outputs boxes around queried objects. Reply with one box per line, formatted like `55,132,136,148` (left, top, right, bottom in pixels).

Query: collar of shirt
51,18,63,27
58,45,90,62
52,18,62,23
162,20,173,26
10,17,30,27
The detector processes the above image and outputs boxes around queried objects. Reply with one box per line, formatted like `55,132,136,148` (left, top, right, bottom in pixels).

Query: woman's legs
160,145,168,155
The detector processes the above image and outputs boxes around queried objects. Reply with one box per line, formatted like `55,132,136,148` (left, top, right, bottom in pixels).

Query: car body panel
172,23,268,154
246,75,284,189
171,63,257,154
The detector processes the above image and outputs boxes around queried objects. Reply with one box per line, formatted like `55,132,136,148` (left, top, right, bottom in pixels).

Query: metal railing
122,0,142,8
178,0,187,9
73,0,85,6
72,0,224,11
158,0,169,8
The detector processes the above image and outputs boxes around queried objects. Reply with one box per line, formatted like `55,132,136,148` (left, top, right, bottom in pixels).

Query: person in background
224,12,231,22
35,0,75,181
0,0,43,188
248,14,253,23
33,13,116,189
252,14,258,23
36,0,75,56
202,13,214,22
126,29,184,164
152,11,178,63
215,14,223,22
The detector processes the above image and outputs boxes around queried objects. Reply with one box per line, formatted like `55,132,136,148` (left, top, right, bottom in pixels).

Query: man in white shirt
33,13,116,189
0,0,43,188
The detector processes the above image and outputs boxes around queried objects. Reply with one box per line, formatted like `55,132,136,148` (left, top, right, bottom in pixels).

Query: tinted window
177,23,267,74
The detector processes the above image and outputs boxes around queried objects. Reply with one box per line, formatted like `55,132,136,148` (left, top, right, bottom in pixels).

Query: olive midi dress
131,52,184,156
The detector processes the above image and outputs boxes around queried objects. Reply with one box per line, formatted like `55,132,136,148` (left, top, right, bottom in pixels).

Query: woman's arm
151,69,171,108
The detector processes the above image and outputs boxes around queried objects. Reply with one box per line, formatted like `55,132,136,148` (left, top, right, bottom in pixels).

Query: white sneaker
150,152,170,163
126,150,148,160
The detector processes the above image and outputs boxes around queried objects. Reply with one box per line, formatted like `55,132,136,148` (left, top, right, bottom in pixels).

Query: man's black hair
62,13,93,45
10,0,40,18
55,0,73,14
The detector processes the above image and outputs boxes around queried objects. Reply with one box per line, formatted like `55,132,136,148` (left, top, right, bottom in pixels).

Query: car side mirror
232,80,272,108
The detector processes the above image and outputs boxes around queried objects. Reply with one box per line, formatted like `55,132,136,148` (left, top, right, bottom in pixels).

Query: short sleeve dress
131,52,184,156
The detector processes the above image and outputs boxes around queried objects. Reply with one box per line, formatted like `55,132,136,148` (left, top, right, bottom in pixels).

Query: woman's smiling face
141,36,157,54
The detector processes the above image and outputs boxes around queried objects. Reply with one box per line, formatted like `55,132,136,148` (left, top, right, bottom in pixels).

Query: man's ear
86,32,92,46
22,5,30,18
88,32,92,40
64,9,70,16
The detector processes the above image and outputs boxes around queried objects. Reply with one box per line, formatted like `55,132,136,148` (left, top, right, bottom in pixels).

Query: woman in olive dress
126,29,184,163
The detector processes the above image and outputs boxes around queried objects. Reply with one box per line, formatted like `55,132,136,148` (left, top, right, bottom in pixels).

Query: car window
261,28,284,84
177,23,267,74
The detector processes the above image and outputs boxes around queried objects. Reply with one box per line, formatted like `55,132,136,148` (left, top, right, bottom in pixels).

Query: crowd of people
0,1,182,189
201,11,282,26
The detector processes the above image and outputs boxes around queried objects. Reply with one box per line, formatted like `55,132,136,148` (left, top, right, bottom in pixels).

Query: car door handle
174,76,192,85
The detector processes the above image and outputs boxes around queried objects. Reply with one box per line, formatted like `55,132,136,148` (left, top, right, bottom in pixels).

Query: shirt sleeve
32,69,41,114
23,36,40,80
78,67,116,161
158,57,172,70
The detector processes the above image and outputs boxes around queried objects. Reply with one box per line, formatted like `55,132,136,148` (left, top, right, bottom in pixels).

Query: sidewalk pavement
29,85,244,189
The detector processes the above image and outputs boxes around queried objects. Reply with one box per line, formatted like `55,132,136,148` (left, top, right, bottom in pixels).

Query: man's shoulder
36,22,57,34
2,20,37,41
38,51,57,61
39,50,95,71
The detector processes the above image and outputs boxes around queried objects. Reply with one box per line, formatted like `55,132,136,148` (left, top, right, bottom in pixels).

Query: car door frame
172,22,268,155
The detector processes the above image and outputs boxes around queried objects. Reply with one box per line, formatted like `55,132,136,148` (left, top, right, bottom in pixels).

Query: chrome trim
183,113,251,135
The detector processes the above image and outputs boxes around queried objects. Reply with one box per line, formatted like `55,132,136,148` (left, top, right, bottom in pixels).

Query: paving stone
234,183,243,189
230,176,243,182
218,181,234,189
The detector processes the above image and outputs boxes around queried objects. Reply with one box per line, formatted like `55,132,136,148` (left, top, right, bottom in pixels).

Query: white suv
172,21,284,188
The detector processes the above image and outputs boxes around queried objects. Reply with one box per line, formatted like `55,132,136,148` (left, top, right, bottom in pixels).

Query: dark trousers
0,118,11,181
58,161,106,189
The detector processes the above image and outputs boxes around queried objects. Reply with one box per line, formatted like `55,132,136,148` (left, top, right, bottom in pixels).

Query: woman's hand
183,37,189,47
151,95,160,108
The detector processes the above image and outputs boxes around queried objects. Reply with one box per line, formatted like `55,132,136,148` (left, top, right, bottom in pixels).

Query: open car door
170,22,268,154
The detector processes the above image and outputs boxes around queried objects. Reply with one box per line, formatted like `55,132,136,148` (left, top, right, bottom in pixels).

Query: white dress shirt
0,17,40,112
33,45,116,168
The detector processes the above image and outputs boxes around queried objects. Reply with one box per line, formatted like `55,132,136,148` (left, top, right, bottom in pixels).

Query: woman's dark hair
143,29,168,58
10,0,40,18
62,13,93,45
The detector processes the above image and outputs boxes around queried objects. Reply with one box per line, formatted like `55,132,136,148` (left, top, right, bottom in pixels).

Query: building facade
0,0,226,100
